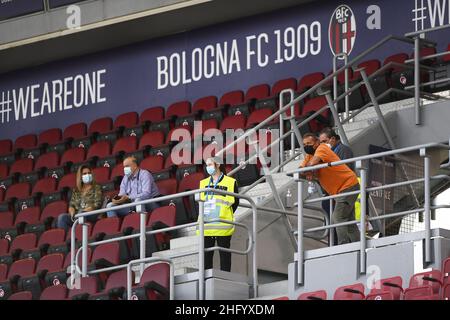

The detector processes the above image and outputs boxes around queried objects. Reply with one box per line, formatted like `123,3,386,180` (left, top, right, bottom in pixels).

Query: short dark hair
319,127,337,139
303,133,318,140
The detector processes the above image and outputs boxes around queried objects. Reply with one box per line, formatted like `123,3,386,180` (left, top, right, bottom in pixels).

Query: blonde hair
75,165,96,192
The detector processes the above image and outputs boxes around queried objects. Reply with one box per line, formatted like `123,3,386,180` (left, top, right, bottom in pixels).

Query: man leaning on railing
300,133,361,245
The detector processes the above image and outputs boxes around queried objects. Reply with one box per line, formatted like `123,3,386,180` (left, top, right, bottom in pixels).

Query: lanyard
206,173,223,201
126,169,141,196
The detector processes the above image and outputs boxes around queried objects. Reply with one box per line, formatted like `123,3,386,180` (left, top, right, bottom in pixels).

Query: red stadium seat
166,127,191,144
0,263,7,281
246,84,270,102
91,243,120,268
147,205,176,249
219,90,244,107
365,291,394,300
139,131,165,149
9,290,33,300
178,172,205,193
5,182,31,202
18,253,65,298
68,276,99,300
220,114,246,131
120,213,147,233
383,52,409,73
63,123,87,141
404,286,435,300
271,78,297,97
272,296,289,300
297,290,327,300
111,163,125,181
87,141,111,160
442,257,450,285
10,158,34,176
194,119,218,139
88,117,113,135
443,283,450,300
0,258,36,300
34,152,60,171
369,276,403,300
246,108,275,129
91,167,110,185
141,156,164,173
58,173,76,191
0,239,9,256
408,270,442,298
112,136,138,155
0,140,12,156
192,96,218,113
60,147,86,166
156,178,178,196
38,128,62,147
40,201,68,226
128,263,170,300
90,217,121,241
14,134,37,151
165,101,191,119
0,163,8,179
0,212,14,234
301,96,331,133
140,106,165,124
177,172,205,221
40,284,68,300
14,206,40,229
114,112,139,129
333,283,365,300
298,72,325,95
90,269,128,300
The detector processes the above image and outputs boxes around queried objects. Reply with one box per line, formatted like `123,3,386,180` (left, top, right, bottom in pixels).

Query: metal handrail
70,187,258,300
405,23,450,37
287,142,449,176
127,258,174,300
288,138,450,286
215,35,416,161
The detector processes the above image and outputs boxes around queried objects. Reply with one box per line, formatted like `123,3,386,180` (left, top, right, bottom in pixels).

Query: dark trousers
204,236,232,272
56,212,98,232
322,198,339,246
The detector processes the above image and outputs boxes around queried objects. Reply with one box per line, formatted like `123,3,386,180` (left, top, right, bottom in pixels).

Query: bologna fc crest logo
329,5,357,59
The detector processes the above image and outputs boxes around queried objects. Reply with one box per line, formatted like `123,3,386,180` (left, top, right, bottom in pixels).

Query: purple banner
48,0,83,9
1,0,450,140
0,0,44,21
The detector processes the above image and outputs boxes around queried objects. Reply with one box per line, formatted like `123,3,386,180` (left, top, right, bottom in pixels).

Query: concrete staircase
149,94,449,297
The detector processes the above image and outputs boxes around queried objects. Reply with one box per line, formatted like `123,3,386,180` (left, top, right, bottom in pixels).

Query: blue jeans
106,198,160,218
56,212,98,232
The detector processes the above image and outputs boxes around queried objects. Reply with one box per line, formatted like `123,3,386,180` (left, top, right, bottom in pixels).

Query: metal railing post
296,174,304,285
70,219,78,285
356,160,367,274
81,216,88,277
197,197,205,300
329,199,334,247
139,210,146,275
414,36,421,125
344,55,350,119
324,92,350,146
421,148,432,263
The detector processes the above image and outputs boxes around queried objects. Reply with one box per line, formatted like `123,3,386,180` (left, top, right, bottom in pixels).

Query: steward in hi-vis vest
198,172,238,236
197,157,239,272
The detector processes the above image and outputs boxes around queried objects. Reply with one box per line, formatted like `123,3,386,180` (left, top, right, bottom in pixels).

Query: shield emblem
329,5,357,59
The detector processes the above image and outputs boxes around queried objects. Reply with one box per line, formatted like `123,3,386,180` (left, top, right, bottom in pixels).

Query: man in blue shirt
106,156,160,217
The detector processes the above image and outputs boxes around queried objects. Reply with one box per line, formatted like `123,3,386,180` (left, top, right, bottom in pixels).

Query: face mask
206,166,216,176
124,166,132,176
82,174,92,184
304,145,315,155
325,143,332,149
